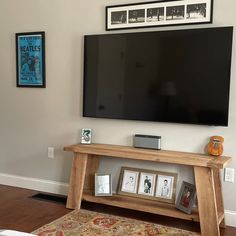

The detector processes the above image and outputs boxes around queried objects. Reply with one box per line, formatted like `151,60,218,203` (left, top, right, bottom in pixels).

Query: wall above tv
83,27,233,126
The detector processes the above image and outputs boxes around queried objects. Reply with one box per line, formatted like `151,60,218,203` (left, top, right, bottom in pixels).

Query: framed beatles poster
16,31,46,88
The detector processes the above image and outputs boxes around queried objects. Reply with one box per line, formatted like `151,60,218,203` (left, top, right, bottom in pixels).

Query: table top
64,143,232,169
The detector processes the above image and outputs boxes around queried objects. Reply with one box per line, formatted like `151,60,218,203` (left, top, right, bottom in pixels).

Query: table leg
194,166,220,236
66,153,88,209
212,168,226,228
83,154,100,192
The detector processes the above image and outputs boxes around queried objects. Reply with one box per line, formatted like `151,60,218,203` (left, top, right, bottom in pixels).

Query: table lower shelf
82,191,199,222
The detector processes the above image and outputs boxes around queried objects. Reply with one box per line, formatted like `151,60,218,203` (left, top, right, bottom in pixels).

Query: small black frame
16,31,46,88
106,0,213,31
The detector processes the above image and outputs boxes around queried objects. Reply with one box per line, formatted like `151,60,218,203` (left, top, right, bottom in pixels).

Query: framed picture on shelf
106,0,213,30
176,181,196,214
155,171,178,204
16,31,45,88
117,167,178,202
118,167,139,196
95,173,112,196
81,128,92,144
137,171,156,198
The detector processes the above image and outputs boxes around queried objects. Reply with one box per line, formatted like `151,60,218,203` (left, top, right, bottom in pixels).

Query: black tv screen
83,27,233,126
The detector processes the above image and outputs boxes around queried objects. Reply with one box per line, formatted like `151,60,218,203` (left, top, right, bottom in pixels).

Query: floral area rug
33,209,200,236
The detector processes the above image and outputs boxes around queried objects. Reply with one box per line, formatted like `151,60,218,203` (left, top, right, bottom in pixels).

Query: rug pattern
33,209,200,236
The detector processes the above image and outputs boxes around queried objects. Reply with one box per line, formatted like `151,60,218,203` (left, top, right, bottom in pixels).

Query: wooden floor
0,184,235,235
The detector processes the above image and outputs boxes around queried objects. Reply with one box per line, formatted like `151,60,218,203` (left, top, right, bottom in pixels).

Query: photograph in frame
147,7,164,22
118,167,139,197
106,0,213,30
155,172,178,204
128,9,145,24
187,3,207,19
166,5,185,21
16,31,45,88
121,169,139,193
95,173,112,196
111,11,127,25
176,181,196,214
138,172,156,197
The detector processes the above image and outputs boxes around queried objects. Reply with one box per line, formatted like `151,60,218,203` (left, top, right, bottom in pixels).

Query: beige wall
0,0,236,211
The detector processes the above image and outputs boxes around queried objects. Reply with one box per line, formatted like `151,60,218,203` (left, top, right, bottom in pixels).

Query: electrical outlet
48,147,54,159
224,168,234,183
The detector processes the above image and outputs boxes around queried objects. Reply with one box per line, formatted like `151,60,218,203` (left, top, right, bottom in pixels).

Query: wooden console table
64,143,231,236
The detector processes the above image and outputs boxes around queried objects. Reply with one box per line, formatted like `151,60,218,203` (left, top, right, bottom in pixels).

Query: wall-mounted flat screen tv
83,27,233,126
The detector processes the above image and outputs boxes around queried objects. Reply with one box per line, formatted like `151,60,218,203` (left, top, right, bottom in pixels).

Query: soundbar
133,134,161,150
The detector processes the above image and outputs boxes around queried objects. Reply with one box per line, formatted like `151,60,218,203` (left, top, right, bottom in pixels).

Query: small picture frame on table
117,167,139,197
176,181,196,214
95,173,112,196
16,31,45,88
81,128,92,144
155,171,178,204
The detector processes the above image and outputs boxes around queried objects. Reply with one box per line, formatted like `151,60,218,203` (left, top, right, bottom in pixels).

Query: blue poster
17,32,45,87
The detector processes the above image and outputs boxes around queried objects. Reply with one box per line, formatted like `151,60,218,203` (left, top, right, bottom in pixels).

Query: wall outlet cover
48,147,54,159
224,168,235,183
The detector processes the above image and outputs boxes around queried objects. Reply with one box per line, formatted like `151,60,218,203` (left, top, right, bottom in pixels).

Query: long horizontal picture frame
106,0,213,30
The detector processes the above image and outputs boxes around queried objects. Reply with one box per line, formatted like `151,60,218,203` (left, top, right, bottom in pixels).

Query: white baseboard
0,173,69,196
225,210,236,227
0,172,235,227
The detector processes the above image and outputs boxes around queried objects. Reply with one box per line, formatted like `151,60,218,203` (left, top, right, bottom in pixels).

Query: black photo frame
16,31,46,88
106,0,213,30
